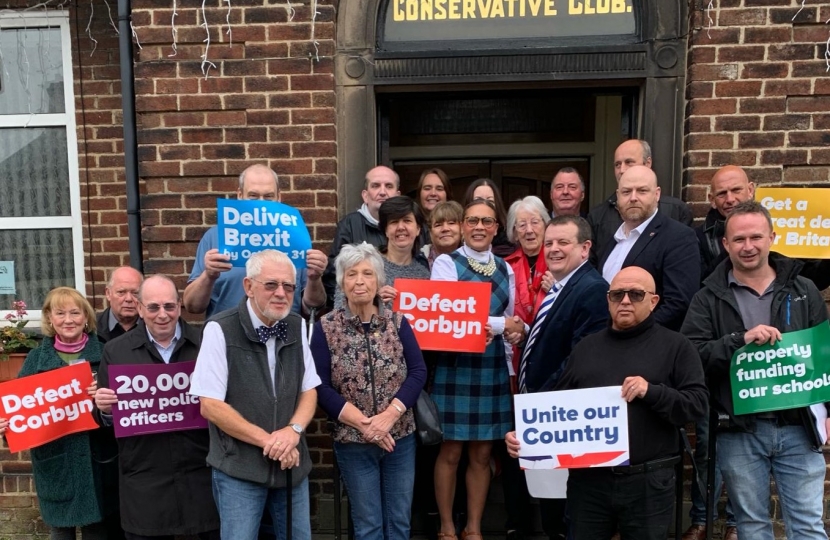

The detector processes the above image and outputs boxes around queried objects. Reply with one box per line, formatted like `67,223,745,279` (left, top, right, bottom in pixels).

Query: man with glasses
596,165,699,331
94,274,220,539
682,201,830,540
509,266,707,540
190,249,321,540
183,164,327,318
97,266,144,343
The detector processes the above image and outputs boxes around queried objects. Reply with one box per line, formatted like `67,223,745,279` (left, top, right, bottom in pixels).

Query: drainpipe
117,0,144,272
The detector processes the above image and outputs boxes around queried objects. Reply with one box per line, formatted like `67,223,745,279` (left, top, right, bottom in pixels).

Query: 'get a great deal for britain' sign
217,199,313,268
757,188,830,259
393,279,491,353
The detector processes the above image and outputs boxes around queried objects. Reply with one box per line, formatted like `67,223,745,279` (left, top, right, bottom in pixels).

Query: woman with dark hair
430,199,525,540
462,178,515,258
417,168,453,247
334,196,430,309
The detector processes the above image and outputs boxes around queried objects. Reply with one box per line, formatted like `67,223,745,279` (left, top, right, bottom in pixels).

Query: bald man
696,165,830,290
588,139,693,259
596,166,700,331
508,266,707,540
97,266,144,343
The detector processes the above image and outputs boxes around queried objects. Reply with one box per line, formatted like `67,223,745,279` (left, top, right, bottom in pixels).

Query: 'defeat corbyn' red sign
0,362,98,453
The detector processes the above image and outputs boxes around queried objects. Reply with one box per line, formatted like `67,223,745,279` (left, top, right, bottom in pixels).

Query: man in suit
96,266,143,343
588,139,693,260
597,165,699,331
505,215,609,539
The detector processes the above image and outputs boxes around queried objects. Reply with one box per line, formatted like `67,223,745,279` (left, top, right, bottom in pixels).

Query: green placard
730,322,830,416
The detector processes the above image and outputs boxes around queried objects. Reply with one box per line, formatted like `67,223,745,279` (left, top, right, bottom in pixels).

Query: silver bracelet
391,402,404,415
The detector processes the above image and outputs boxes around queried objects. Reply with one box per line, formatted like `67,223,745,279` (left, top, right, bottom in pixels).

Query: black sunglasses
607,289,655,303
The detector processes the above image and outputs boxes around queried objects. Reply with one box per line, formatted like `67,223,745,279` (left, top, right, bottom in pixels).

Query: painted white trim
0,114,69,127
0,217,74,229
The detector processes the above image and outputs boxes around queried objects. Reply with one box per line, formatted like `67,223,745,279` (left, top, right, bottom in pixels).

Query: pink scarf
54,332,89,354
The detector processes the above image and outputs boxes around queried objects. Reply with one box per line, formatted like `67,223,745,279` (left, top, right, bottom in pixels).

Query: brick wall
683,0,830,216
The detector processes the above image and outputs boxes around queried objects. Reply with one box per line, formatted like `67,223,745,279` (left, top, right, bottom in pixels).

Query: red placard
393,279,492,353
0,363,98,453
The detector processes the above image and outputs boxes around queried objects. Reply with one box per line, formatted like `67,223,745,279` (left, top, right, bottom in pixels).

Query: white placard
514,386,629,469
524,468,569,499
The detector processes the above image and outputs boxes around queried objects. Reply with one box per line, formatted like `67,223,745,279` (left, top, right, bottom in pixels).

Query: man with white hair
190,249,321,540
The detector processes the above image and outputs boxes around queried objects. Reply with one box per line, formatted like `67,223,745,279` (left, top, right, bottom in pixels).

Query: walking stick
286,467,293,540
705,406,717,540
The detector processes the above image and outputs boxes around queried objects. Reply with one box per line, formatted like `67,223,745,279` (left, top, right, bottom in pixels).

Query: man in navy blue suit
504,215,609,539
597,165,699,331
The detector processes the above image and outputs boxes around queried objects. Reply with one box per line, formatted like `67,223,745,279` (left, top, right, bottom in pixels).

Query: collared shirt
189,299,321,402
553,260,588,298
727,270,774,330
107,309,120,332
602,209,659,283
146,322,182,364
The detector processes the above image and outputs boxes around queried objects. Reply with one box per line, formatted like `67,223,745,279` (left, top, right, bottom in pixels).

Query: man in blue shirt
184,164,327,318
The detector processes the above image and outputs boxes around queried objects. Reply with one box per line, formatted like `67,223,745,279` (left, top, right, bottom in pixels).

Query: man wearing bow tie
190,249,321,540
504,216,609,538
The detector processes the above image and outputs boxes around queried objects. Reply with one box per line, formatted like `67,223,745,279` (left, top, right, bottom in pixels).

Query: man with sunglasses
94,274,220,539
183,164,327,319
508,265,706,540
682,201,830,540
190,249,321,540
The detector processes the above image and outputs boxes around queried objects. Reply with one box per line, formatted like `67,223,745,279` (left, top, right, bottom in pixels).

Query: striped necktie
517,282,561,394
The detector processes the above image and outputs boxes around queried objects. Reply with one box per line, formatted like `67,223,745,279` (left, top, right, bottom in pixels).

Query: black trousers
124,531,219,540
567,466,675,540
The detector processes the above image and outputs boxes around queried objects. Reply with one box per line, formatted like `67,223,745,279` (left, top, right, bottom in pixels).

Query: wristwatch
289,423,303,435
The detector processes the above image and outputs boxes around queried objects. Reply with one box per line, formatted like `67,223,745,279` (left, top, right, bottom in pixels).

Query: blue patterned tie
517,282,561,394
256,321,288,343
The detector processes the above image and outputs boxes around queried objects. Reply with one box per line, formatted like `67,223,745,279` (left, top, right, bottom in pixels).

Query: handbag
391,312,443,445
414,389,443,446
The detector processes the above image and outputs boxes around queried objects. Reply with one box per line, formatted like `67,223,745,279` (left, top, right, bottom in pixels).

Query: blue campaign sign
217,199,312,268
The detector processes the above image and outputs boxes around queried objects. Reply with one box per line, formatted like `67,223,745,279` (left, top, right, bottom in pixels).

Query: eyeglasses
516,219,543,232
607,289,655,303
464,216,498,229
113,289,139,298
251,278,296,293
141,302,179,314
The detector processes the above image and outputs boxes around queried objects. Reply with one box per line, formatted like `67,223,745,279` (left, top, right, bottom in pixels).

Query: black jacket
597,210,701,331
323,210,387,308
588,193,693,264
681,253,829,447
95,308,137,344
96,320,219,536
696,206,830,290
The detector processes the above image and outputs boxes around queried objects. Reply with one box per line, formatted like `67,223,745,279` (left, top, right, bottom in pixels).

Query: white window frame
0,12,85,323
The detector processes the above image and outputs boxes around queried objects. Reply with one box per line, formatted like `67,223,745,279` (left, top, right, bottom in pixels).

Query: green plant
0,300,38,360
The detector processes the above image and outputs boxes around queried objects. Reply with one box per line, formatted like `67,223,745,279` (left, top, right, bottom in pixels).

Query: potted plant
0,300,38,381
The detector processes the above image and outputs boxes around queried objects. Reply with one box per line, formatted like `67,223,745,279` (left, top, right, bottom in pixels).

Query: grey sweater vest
206,299,311,488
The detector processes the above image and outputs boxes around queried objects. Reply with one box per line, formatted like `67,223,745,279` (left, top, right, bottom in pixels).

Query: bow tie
256,321,288,343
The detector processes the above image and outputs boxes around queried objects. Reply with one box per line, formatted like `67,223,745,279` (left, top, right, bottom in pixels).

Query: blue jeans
211,468,312,540
719,420,827,540
689,413,735,526
334,434,416,540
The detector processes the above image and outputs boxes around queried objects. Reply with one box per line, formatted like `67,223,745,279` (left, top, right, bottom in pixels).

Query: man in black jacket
96,266,143,343
696,164,830,290
322,165,399,306
588,139,692,260
682,201,830,540
94,275,220,539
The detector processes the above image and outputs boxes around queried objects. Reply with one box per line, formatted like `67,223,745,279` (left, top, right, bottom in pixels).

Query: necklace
463,246,496,277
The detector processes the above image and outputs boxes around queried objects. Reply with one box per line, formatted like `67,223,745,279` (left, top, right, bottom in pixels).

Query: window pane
0,27,65,114
0,229,75,309
0,127,71,217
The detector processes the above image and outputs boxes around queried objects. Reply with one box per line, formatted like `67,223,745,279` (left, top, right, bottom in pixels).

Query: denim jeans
689,412,735,526
334,433,416,540
211,468,312,540
719,420,827,540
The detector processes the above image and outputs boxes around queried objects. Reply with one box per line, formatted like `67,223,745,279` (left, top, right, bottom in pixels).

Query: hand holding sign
203,248,234,279
744,324,782,346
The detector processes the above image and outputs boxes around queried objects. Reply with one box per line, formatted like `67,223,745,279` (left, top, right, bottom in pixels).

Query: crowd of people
1,140,829,540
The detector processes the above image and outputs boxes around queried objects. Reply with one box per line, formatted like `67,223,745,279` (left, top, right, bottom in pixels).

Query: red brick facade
2,0,830,537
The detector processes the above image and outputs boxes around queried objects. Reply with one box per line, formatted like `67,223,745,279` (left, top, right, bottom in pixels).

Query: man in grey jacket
190,249,321,540
682,201,830,540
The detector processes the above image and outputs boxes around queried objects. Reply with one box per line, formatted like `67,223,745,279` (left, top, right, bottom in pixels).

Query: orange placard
0,362,98,453
393,279,492,353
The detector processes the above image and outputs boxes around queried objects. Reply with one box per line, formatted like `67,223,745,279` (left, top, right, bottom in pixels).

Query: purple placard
109,361,207,438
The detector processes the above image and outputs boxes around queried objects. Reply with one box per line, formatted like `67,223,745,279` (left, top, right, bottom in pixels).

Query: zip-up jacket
681,253,829,447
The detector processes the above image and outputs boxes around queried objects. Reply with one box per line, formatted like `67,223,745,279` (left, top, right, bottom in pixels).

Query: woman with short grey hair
311,242,427,540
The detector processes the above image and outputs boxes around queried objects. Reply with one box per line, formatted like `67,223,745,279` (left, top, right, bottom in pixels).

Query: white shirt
431,245,517,374
189,300,321,401
147,322,182,364
602,209,659,283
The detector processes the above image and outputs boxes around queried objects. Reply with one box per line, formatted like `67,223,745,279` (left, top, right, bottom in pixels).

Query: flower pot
0,353,27,382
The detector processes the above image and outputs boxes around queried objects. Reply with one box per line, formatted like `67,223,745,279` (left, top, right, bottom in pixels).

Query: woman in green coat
0,287,121,540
